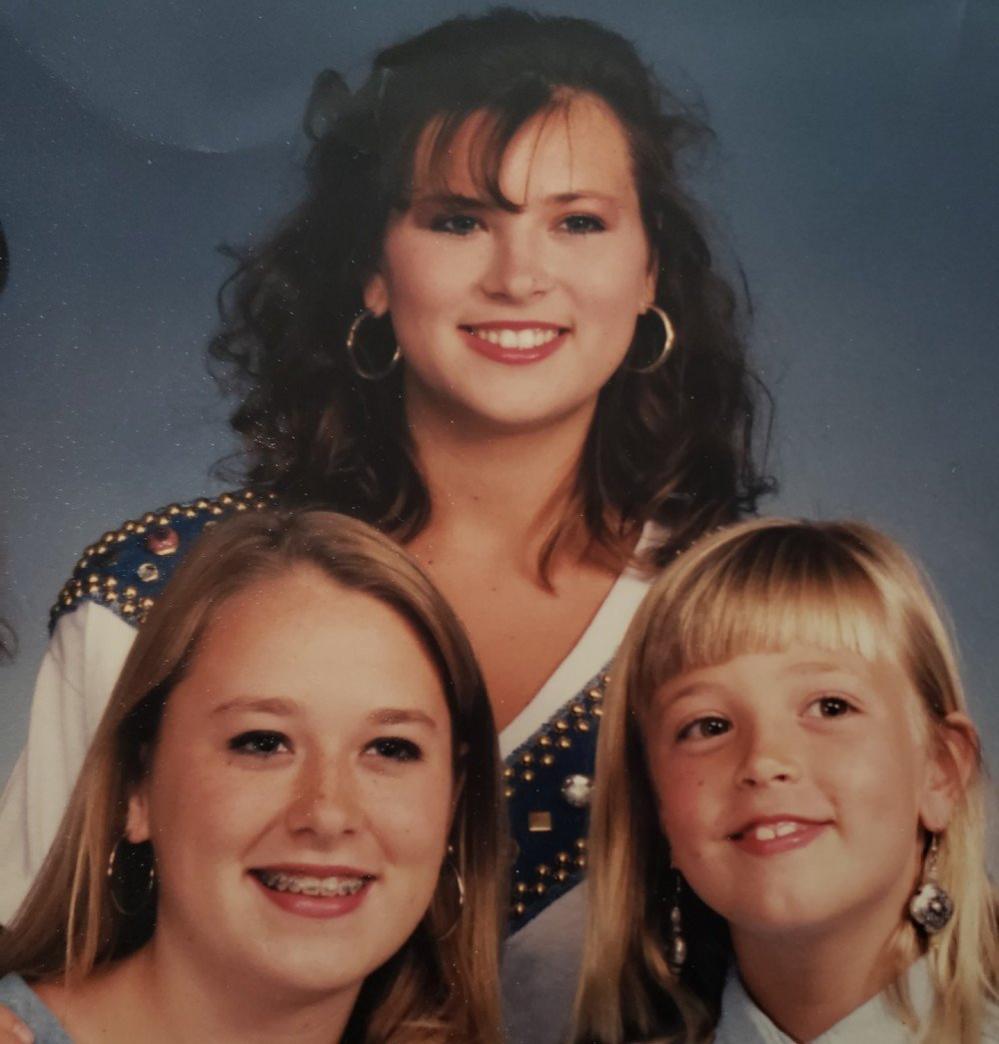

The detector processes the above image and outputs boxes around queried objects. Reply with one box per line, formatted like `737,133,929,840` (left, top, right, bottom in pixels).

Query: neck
404,384,598,572
94,935,360,1044
730,912,910,1041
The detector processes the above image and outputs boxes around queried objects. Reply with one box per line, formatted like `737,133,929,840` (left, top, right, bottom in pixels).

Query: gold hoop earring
345,308,401,380
434,856,466,941
106,836,156,916
629,304,676,374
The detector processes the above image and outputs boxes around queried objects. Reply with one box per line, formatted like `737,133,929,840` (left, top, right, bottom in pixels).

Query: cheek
568,233,650,309
650,755,717,859
843,770,923,843
366,769,453,865
147,758,273,863
382,240,468,318
820,730,924,825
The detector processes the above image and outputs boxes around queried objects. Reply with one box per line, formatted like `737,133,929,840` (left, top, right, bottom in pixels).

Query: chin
248,948,382,998
472,392,599,433
718,879,814,920
726,896,847,941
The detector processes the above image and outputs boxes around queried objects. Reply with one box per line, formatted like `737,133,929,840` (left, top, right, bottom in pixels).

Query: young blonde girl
575,517,996,1043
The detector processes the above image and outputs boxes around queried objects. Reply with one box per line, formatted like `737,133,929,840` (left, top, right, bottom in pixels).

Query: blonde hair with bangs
0,509,505,1044
574,517,996,1043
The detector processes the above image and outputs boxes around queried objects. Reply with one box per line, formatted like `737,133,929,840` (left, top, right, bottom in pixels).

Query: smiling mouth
461,325,567,349
251,869,372,897
728,820,823,842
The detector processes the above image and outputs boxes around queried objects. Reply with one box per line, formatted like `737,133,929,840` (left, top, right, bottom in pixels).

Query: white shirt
714,958,999,1043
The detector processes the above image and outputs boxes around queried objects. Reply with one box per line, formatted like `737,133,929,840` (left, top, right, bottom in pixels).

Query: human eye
365,736,424,762
558,213,607,235
228,730,291,758
430,212,483,236
676,715,731,742
804,694,857,719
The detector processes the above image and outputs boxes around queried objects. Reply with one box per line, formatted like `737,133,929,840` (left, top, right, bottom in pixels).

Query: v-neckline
498,526,658,759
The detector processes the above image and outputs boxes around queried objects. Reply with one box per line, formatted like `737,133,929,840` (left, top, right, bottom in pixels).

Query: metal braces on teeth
258,871,366,897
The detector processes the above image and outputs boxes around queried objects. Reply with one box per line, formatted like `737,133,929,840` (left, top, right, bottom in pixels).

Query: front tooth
775,822,799,838
498,329,519,348
516,329,534,349
755,825,777,841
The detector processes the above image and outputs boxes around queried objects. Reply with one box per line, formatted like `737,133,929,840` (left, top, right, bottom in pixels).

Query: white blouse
714,958,999,1043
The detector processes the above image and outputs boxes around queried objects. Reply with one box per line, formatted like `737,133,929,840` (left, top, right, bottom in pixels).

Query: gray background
1,0,997,786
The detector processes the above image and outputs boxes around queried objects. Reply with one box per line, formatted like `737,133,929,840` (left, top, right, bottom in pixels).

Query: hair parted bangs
409,89,580,215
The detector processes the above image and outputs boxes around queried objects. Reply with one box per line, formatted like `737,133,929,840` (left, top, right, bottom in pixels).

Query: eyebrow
659,660,862,710
657,681,723,707
410,190,621,211
210,696,297,717
367,708,438,730
411,192,489,210
549,190,620,206
781,661,855,678
210,699,438,730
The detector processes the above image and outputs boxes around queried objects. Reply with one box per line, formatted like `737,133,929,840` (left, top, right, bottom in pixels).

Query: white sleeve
0,601,137,924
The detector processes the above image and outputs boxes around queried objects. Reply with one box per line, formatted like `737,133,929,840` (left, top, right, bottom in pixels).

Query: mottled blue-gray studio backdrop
1,1,997,789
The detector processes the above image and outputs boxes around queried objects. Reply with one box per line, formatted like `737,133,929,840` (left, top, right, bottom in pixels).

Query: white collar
714,958,935,1044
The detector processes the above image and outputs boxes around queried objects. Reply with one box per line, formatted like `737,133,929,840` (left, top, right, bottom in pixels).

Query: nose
737,724,801,788
283,752,363,841
480,226,552,302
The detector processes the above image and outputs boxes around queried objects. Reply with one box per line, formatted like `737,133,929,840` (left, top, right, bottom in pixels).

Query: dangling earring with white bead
909,833,955,934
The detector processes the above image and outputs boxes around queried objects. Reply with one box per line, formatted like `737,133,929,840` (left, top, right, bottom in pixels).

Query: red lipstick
459,321,568,365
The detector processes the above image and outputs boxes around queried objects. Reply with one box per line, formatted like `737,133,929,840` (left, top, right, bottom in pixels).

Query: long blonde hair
574,517,996,1043
0,509,505,1043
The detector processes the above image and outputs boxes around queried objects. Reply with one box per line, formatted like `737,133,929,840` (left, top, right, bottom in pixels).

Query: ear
362,270,390,317
918,711,980,833
125,783,152,845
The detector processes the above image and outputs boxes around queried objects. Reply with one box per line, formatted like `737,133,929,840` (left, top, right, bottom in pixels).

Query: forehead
411,92,639,207
170,568,449,722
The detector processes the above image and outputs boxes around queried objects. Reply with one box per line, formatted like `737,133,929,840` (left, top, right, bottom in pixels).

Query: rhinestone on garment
145,525,180,556
136,562,160,583
561,773,593,808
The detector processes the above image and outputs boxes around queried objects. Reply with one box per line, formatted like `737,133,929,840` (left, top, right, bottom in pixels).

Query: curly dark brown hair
209,8,774,570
